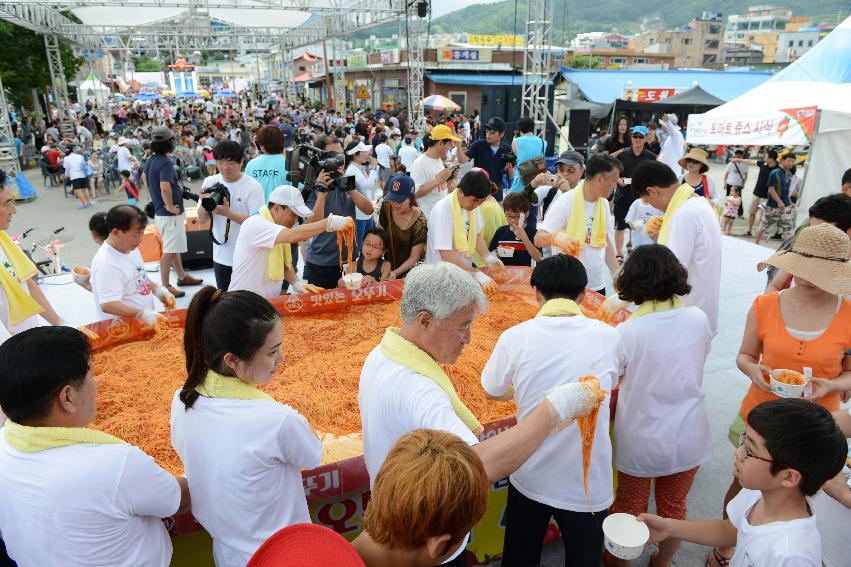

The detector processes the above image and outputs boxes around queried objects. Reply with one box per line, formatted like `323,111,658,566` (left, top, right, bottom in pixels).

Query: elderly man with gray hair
358,262,605,566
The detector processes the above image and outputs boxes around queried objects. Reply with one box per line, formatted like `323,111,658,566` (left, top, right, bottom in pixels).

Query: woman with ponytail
170,286,322,567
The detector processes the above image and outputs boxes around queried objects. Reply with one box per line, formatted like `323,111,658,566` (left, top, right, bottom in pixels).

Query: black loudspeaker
416,0,429,18
568,109,591,152
181,230,213,269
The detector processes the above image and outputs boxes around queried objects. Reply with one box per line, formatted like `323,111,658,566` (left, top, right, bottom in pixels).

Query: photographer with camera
228,185,350,298
456,117,514,202
196,141,265,291
302,136,375,290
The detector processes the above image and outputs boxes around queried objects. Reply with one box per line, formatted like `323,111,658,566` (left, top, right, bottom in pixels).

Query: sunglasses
632,134,646,138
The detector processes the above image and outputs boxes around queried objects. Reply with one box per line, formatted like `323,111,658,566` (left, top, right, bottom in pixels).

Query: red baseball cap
246,524,366,567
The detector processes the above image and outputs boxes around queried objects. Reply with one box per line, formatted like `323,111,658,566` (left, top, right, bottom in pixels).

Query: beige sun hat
678,147,710,172
763,223,851,295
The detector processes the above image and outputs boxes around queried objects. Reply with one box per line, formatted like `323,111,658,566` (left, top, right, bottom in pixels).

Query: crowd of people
0,93,850,567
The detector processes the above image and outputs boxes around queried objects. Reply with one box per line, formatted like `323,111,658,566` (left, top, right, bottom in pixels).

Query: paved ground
11,161,787,567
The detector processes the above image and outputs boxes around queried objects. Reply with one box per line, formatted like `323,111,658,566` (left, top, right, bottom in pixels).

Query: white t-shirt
727,488,821,567
0,437,179,567
666,197,722,336
171,392,322,567
0,246,41,334
425,194,484,265
359,347,479,484
481,315,619,511
375,143,393,169
624,199,663,248
63,152,86,180
398,145,419,170
410,154,449,218
813,474,851,567
539,187,615,291
345,163,378,221
614,306,713,477
726,161,748,187
114,146,134,172
201,174,265,267
90,242,155,321
228,215,284,299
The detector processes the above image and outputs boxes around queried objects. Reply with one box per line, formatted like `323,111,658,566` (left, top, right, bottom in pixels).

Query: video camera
286,143,345,191
502,150,517,165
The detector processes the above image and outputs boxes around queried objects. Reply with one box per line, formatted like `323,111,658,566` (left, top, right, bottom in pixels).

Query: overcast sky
430,0,496,18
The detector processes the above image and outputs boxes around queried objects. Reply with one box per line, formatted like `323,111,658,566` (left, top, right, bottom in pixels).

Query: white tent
687,16,851,215
76,73,111,104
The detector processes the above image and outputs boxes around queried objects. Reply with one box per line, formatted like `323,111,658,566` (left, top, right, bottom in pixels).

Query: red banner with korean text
687,106,819,145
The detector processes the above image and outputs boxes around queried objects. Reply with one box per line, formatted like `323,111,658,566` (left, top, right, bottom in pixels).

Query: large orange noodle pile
576,375,606,495
337,222,355,274
91,292,538,475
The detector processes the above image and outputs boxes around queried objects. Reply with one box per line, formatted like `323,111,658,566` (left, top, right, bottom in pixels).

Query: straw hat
246,524,365,567
678,147,710,172
763,223,851,295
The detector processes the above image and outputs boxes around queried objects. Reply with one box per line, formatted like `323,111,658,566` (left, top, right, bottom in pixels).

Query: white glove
544,382,603,424
291,280,306,293
325,214,351,232
630,220,645,230
152,283,176,309
137,309,163,327
484,253,504,269
473,270,493,287
597,294,632,323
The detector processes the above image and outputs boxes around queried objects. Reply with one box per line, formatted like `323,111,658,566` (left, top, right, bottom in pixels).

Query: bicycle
15,227,72,276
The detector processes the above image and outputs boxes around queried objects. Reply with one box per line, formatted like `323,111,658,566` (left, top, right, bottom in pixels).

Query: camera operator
302,136,375,289
456,117,513,202
142,125,203,298
196,141,265,291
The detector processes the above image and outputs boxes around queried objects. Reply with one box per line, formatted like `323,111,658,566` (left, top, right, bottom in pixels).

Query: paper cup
770,369,806,399
72,267,90,284
603,513,649,560
342,273,364,290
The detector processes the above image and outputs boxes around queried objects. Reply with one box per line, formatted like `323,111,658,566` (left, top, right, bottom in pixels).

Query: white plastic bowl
72,270,90,284
342,272,364,290
770,369,806,399
603,513,649,560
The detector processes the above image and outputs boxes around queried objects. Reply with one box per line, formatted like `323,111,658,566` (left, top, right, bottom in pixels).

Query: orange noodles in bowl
337,220,355,275
576,376,607,496
773,370,805,385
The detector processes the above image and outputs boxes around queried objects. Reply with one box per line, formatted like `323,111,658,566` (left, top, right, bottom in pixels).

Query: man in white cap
110,136,137,176
657,113,685,176
228,185,353,299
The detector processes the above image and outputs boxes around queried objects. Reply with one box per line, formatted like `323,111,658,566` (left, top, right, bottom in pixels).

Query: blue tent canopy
135,92,162,101
214,90,236,97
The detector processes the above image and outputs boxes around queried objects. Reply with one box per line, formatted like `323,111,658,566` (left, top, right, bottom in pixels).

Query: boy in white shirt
481,254,619,567
0,326,189,567
640,399,847,567
624,197,663,249
195,141,265,291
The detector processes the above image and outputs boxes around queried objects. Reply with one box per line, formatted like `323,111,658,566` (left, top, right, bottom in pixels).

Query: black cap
485,117,506,132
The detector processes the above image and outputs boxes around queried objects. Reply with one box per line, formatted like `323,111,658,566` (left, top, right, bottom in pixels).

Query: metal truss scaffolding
406,1,426,133
520,0,556,137
0,75,19,180
44,34,76,138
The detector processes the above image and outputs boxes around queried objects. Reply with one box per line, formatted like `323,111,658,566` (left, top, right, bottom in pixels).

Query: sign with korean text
622,87,680,102
346,54,367,70
437,48,493,63
467,34,525,47
379,49,400,64
687,106,818,146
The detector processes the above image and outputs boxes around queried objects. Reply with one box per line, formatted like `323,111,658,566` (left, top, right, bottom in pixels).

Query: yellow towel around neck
658,184,695,245
0,231,44,325
629,296,684,320
565,181,607,249
380,327,482,434
4,420,125,453
450,190,479,258
195,369,276,402
536,298,583,317
259,206,291,280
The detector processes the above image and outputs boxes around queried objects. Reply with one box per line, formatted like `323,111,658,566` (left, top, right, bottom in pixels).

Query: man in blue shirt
457,117,512,202
754,152,796,246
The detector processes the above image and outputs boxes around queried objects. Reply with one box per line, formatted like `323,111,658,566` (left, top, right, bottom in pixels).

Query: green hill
356,0,848,45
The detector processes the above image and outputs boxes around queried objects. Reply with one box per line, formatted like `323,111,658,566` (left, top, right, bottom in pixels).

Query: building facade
775,29,822,62
632,17,724,68
724,5,791,44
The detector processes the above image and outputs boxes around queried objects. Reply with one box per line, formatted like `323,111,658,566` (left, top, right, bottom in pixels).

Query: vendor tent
76,73,110,104
687,16,851,215
663,85,724,106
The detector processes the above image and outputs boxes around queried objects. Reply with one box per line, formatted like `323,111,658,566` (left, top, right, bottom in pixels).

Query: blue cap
384,174,415,203
631,125,648,137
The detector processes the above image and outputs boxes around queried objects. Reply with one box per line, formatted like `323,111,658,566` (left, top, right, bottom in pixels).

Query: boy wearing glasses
488,193,542,266
639,399,847,567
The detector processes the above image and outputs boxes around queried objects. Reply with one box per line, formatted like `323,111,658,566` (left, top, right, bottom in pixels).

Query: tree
564,55,605,69
0,21,82,110
133,57,163,72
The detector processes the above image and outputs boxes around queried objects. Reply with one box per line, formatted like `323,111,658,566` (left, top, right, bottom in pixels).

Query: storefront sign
467,34,525,47
379,49,400,64
437,48,492,63
346,54,367,70
622,87,679,102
